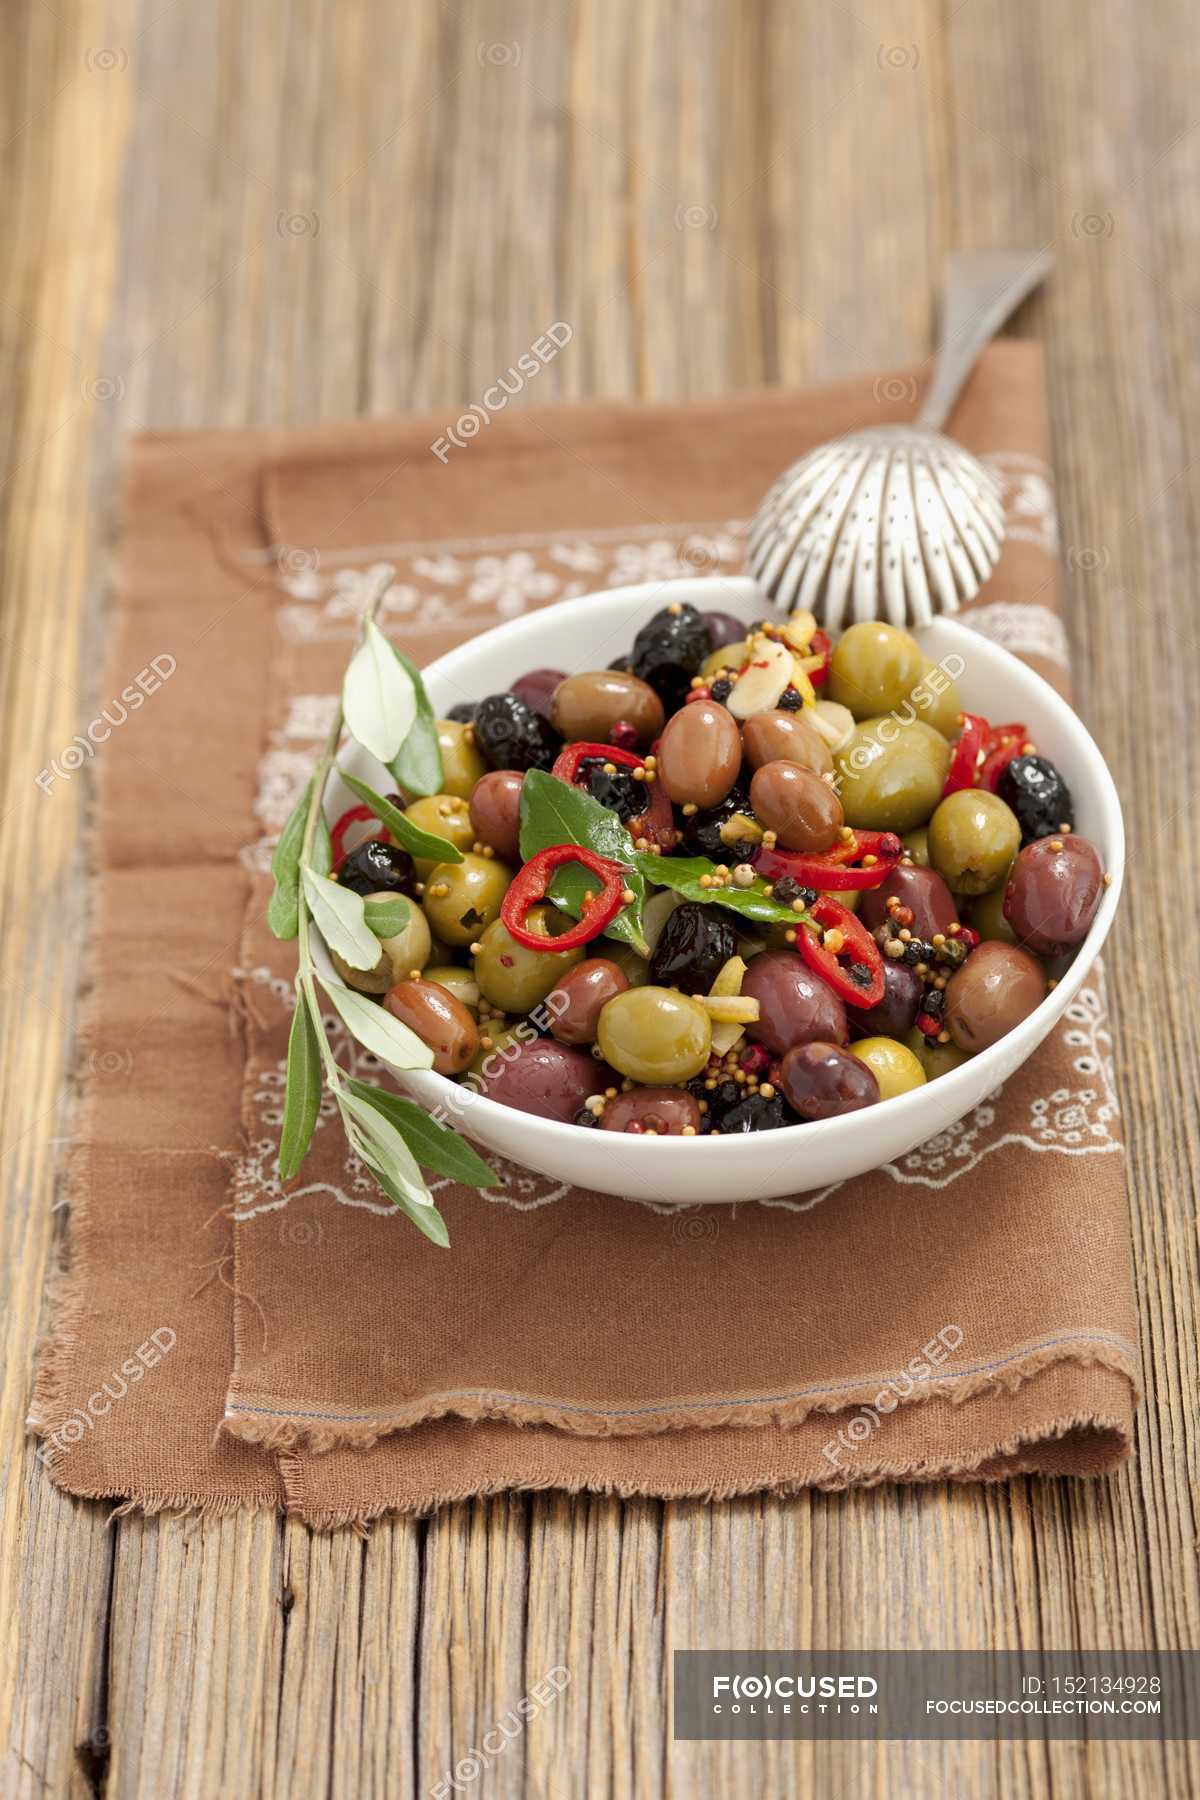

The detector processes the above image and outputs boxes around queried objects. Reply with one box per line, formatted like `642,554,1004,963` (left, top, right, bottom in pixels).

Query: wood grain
1,1,1197,1795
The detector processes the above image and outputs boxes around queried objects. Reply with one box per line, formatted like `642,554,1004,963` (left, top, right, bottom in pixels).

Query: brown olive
600,1088,702,1135
749,761,843,853
741,709,834,776
656,700,742,809
469,769,524,862
384,978,480,1075
548,958,630,1046
742,951,848,1055
474,1035,608,1122
1002,835,1103,954
944,941,1047,1052
551,670,664,749
859,863,959,941
779,1041,880,1120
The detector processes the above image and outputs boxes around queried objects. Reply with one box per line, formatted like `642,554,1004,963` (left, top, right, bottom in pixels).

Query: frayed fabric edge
221,1338,1140,1455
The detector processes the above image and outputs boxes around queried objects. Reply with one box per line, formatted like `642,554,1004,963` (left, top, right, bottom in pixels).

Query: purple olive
847,959,923,1039
703,610,749,651
741,951,848,1055
474,1036,607,1122
779,1041,880,1120
1002,835,1103,955
859,863,959,941
600,1088,701,1135
944,942,1047,1052
510,667,567,723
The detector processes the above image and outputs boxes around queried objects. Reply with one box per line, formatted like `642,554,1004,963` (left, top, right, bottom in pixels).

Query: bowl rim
400,578,1125,1161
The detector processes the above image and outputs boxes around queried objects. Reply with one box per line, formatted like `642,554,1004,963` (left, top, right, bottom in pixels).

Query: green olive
466,1023,523,1078
421,852,513,945
910,657,963,739
424,964,481,1013
928,790,1021,896
377,894,433,980
849,1036,927,1100
473,906,584,1014
435,719,488,799
967,872,1018,944
331,947,392,995
835,719,950,832
404,792,475,877
596,986,712,1085
904,1026,973,1080
828,622,924,719
902,826,930,867
607,942,652,988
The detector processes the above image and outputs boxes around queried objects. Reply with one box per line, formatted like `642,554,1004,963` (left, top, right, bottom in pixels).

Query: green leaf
343,617,417,763
314,809,333,877
278,987,324,1180
364,894,410,939
267,780,313,939
346,1080,499,1187
388,646,443,797
302,865,380,970
341,1091,452,1247
338,770,464,865
518,769,648,955
365,1159,451,1248
317,972,435,1070
634,852,817,931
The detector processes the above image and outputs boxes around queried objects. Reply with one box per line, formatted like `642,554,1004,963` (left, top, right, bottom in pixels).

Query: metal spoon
748,249,1053,629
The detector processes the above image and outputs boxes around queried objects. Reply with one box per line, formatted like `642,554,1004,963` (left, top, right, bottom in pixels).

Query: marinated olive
859,863,959,941
384,978,480,1075
377,893,433,981
780,1041,880,1120
835,719,951,832
474,1035,606,1123
904,1026,972,1080
424,964,481,1013
847,959,923,1039
468,770,524,862
421,853,514,945
750,761,843,853
741,951,848,1055
434,719,489,798
901,826,930,867
656,700,742,808
548,958,630,1045
742,709,834,776
849,1036,927,1100
997,754,1075,842
827,621,925,719
404,793,475,877
928,789,1021,895
510,667,566,723
601,1088,701,1135
472,693,560,773
649,902,738,995
631,603,712,710
332,947,392,996
338,838,415,897
910,657,963,739
550,670,664,749
681,786,761,863
473,905,584,1013
967,877,1017,946
944,940,1047,1050
704,610,749,650
596,987,712,1085
1002,835,1103,954
700,638,748,680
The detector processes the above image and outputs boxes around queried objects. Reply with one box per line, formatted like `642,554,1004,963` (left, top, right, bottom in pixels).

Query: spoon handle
917,248,1054,430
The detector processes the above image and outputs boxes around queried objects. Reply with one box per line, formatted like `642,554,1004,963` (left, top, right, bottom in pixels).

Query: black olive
776,686,804,712
445,700,479,725
680,786,760,863
649,902,738,994
709,676,734,705
630,603,711,710
997,754,1075,843
337,839,414,896
717,1093,789,1132
573,1105,601,1127
607,654,633,673
769,875,817,908
472,692,561,772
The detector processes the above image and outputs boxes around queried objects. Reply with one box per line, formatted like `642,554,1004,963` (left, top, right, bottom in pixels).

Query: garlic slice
706,954,753,1054
809,699,855,752
726,636,794,719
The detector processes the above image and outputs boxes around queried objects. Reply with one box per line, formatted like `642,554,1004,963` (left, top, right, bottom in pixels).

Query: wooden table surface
3,2,1198,1795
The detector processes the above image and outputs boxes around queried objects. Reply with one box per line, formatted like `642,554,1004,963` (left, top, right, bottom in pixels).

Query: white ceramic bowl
330,578,1123,1204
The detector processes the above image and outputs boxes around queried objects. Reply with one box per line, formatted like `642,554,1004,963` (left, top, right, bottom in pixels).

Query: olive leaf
338,771,464,865
340,1091,451,1247
343,616,417,763
518,769,649,956
316,971,434,1070
302,865,380,970
634,852,816,931
387,646,443,798
364,894,410,938
267,781,313,940
346,1080,499,1187
278,985,323,1180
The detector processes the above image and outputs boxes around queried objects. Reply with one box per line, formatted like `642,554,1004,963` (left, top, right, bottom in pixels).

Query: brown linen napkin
31,345,1139,1523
